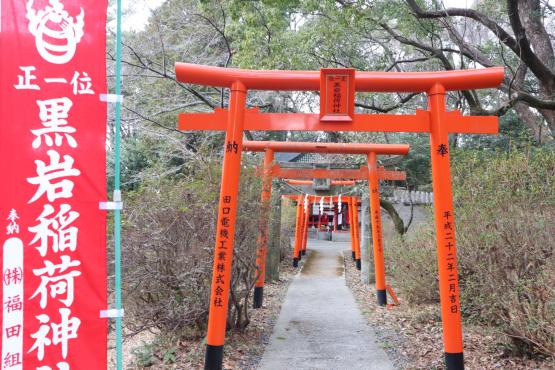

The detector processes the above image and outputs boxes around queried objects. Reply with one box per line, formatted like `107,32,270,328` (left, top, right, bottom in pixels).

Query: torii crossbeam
273,164,406,181
176,62,504,370
286,179,356,185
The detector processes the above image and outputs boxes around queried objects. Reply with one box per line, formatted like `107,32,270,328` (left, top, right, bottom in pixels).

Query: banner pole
113,0,124,369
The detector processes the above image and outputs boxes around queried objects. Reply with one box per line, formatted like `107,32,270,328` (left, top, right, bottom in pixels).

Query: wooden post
359,195,371,284
253,149,274,309
353,198,362,270
205,82,247,370
368,152,387,306
428,84,464,370
348,197,356,261
333,203,338,231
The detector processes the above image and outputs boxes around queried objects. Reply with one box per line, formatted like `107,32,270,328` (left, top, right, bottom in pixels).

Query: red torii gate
264,163,406,254
277,165,405,244
277,165,406,254
176,63,503,370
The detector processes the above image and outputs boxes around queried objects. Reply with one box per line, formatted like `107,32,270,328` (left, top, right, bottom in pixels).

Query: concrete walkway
258,239,394,370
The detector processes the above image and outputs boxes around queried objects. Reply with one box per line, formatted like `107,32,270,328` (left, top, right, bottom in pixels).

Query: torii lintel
270,165,406,181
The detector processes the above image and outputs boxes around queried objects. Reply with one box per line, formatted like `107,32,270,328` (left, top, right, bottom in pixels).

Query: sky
123,0,475,32
122,0,165,31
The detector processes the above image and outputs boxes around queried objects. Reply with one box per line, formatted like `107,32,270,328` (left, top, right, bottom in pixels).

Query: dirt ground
343,250,555,370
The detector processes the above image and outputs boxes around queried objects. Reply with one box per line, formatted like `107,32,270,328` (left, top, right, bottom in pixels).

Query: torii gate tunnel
252,162,405,306
275,165,405,290
176,62,504,370
283,194,363,271
284,194,362,269
243,140,408,308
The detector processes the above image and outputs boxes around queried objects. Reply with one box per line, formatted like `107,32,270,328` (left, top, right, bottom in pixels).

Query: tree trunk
265,187,281,281
380,198,406,235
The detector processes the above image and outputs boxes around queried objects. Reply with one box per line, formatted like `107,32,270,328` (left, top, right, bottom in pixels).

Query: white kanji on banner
32,97,77,148
28,308,81,360
14,66,40,90
70,72,94,95
28,204,79,257
37,362,70,370
27,150,81,203
30,255,82,308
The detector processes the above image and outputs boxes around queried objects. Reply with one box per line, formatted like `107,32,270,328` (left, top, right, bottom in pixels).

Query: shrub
121,160,262,338
387,148,555,357
386,222,439,304
453,148,555,356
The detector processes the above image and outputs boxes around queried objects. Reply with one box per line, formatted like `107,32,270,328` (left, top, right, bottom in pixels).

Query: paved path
258,239,394,370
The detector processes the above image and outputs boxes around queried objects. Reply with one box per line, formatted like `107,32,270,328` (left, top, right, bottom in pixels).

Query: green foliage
131,338,178,367
131,341,157,367
462,111,540,151
398,135,431,186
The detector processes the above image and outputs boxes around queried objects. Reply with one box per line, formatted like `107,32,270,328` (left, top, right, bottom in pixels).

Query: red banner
1,1,108,369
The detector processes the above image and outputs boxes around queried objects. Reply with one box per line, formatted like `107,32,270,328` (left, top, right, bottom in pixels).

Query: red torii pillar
176,62,503,370
301,196,310,256
368,151,388,305
348,196,357,261
292,195,303,267
252,148,273,308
